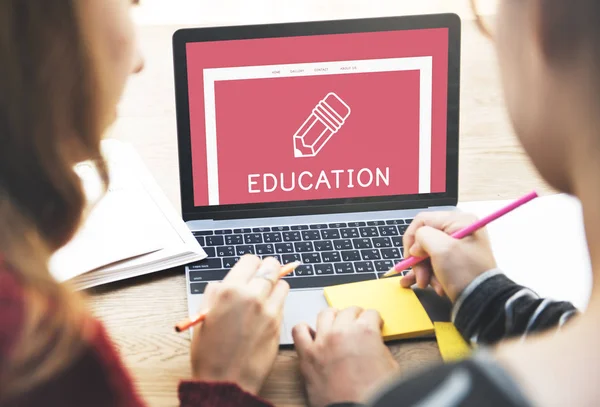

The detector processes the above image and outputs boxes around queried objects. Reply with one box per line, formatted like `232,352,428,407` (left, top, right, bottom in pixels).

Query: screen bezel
173,14,461,221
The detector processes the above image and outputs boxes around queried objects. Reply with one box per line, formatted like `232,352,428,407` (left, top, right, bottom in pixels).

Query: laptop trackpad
280,289,329,345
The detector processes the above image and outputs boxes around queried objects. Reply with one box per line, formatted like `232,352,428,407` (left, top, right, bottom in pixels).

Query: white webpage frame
203,56,433,205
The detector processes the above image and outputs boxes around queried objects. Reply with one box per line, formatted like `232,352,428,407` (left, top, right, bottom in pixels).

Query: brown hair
0,0,108,401
538,0,600,65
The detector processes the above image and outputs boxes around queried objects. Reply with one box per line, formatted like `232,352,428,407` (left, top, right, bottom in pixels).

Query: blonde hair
0,0,108,402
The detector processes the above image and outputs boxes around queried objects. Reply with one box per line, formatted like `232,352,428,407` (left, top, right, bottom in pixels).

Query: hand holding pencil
394,192,537,302
184,255,299,396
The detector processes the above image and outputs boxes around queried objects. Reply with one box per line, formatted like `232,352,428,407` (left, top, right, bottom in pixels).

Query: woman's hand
190,255,290,395
293,307,398,407
400,211,497,302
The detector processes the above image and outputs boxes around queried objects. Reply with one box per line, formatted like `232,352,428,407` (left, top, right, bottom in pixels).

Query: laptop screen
185,28,449,208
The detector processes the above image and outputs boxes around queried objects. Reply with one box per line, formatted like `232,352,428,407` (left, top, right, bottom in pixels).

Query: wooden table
89,18,553,407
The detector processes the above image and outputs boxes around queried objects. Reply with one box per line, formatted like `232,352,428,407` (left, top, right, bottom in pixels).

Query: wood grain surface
90,6,553,406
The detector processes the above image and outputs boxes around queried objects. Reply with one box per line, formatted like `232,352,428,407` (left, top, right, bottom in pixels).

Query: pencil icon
293,92,351,158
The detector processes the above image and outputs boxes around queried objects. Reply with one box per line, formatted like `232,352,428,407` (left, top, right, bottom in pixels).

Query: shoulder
0,257,26,360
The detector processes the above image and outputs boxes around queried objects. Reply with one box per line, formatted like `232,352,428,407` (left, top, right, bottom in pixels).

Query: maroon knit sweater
0,257,273,407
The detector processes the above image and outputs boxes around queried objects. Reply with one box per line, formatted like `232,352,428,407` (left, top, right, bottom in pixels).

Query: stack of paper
49,139,206,290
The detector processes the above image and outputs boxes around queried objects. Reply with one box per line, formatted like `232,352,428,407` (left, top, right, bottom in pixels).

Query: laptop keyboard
188,219,413,294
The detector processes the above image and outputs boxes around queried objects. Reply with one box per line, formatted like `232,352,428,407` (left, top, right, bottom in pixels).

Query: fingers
292,323,315,358
246,257,282,299
430,275,446,297
413,226,456,258
403,211,478,257
223,254,262,284
400,270,416,288
316,308,337,336
198,281,221,310
413,263,432,289
333,306,362,329
357,309,384,330
264,280,290,320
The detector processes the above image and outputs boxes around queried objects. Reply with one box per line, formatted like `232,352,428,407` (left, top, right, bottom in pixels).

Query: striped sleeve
452,269,578,345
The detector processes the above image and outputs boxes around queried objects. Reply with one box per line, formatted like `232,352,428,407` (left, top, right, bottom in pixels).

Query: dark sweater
0,258,271,407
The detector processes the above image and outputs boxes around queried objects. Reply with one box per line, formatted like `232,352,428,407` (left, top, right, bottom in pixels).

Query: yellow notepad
434,322,471,362
323,277,434,341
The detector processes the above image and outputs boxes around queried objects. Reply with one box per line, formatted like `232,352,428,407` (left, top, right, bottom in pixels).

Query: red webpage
186,28,448,207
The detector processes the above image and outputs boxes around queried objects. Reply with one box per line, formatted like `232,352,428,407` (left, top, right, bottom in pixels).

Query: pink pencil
383,191,539,278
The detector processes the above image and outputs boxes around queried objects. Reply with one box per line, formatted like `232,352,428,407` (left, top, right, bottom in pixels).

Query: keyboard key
352,238,372,249
282,273,375,289
253,227,270,232
360,249,381,260
294,242,314,252
367,220,385,226
264,232,282,243
328,222,347,228
291,225,309,230
314,240,333,251
314,264,335,275
272,226,290,231
379,226,399,236
301,253,321,264
386,219,405,225
347,222,366,227
333,239,353,250
295,265,315,276
321,229,340,239
340,228,359,238
189,258,222,270
275,243,294,254
203,247,216,257
244,233,263,244
406,218,414,224
255,244,275,255
189,269,228,282
391,236,403,247
190,282,208,294
282,253,301,264
225,235,243,245
193,230,213,236
223,257,240,268
359,227,379,238
381,248,401,260
302,230,321,240
214,229,232,235
236,245,255,255
233,228,251,233
216,246,235,257
372,237,392,248
341,250,361,262
355,261,375,273
398,225,409,235
309,224,328,229
374,260,395,271
205,236,224,246
264,254,283,263
195,236,205,246
283,231,302,242
321,251,341,262
334,262,355,274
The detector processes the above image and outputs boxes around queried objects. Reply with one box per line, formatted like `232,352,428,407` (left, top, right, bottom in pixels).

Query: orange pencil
175,261,301,332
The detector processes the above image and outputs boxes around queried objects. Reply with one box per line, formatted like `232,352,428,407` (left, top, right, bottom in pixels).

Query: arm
452,269,578,345
368,351,532,407
179,382,273,407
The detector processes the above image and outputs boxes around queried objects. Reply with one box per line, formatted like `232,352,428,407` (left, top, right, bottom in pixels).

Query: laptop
172,14,461,344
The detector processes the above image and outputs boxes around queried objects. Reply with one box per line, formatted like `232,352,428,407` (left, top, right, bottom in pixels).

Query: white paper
458,193,592,310
49,139,206,286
